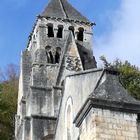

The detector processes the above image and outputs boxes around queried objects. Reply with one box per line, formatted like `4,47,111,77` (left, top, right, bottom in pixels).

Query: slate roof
74,69,140,127
92,70,140,105
41,0,90,22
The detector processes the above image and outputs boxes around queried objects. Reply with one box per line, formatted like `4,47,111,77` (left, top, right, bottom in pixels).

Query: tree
0,64,19,140
0,64,19,82
100,56,140,100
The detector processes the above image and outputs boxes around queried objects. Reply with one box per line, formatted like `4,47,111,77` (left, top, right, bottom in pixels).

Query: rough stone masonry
15,0,140,140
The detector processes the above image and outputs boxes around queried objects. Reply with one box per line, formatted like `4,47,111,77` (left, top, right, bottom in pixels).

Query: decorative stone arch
57,25,63,38
65,97,73,140
47,23,54,37
77,27,84,41
69,26,75,37
45,46,61,64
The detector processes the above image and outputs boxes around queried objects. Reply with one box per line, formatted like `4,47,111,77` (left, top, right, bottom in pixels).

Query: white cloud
94,0,140,67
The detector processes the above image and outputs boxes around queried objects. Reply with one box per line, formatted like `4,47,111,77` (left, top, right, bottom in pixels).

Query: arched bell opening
47,23,54,37
45,46,54,64
77,27,84,41
69,26,75,37
55,47,61,63
57,25,63,38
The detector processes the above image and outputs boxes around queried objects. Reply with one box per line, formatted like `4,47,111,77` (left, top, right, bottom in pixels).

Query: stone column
54,27,58,38
75,31,78,40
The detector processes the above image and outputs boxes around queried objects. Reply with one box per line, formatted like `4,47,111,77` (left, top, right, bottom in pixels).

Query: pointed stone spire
41,0,90,22
41,0,66,18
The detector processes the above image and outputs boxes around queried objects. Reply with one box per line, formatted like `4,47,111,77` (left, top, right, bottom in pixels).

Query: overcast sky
0,0,139,69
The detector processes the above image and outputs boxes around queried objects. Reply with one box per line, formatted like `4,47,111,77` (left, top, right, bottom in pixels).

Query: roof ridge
41,0,90,22
59,0,68,18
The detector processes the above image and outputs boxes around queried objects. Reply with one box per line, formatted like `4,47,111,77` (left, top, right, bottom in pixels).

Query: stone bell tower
15,0,96,140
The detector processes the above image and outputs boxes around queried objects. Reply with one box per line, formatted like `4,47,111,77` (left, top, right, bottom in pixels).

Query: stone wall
137,119,140,140
31,117,56,140
54,69,104,140
79,108,138,140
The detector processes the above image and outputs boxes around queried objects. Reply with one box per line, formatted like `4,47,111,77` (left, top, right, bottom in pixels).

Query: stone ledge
66,68,119,78
30,86,62,91
30,86,52,91
31,115,57,120
74,98,140,127
25,115,57,120
37,15,95,26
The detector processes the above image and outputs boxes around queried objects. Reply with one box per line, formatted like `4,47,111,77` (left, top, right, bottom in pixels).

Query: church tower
15,0,96,140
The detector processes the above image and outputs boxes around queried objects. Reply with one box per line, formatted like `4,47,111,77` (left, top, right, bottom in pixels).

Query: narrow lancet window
45,46,54,64
67,105,72,140
55,47,61,63
77,27,84,41
47,23,54,37
65,98,73,140
57,25,63,38
49,51,54,63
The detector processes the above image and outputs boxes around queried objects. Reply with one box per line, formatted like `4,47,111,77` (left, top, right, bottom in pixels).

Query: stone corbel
53,27,58,37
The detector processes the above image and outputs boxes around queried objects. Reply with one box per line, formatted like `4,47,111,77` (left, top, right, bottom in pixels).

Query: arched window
55,47,61,63
69,26,75,37
67,105,72,140
65,97,73,140
77,27,84,41
47,23,54,37
45,46,54,64
48,51,54,63
57,25,63,38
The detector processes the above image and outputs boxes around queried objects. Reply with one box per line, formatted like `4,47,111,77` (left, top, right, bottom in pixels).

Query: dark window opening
45,46,54,64
46,52,54,63
69,26,75,37
55,47,61,63
77,28,84,41
48,51,54,63
45,46,61,64
55,51,60,63
57,26,63,38
48,24,54,37
45,46,51,52
81,52,88,70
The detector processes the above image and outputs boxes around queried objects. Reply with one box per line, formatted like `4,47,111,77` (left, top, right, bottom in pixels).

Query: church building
15,0,140,140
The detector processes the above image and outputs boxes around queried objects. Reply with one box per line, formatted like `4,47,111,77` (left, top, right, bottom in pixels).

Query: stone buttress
15,0,96,140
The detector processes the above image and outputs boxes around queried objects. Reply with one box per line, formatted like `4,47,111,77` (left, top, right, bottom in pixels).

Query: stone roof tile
93,70,140,105
41,0,89,22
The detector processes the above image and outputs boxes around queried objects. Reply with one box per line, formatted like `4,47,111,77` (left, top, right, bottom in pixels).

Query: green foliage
0,64,18,140
0,81,18,140
100,56,140,100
